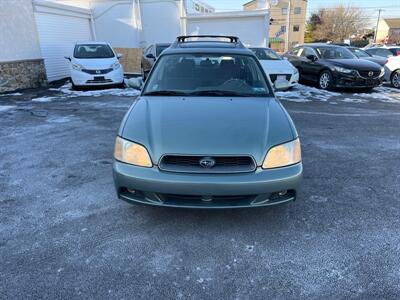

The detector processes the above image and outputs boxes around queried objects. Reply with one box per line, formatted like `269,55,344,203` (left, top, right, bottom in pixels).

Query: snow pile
0,92,22,97
277,84,400,104
56,83,140,98
0,105,16,112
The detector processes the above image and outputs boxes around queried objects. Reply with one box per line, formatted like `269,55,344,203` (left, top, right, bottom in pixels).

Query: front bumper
333,72,383,88
113,161,303,208
71,68,124,86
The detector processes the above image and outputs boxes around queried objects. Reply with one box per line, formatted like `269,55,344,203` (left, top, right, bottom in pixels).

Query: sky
204,0,400,27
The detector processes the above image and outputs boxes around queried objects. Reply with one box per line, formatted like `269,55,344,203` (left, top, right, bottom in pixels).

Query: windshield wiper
142,90,188,96
188,90,266,97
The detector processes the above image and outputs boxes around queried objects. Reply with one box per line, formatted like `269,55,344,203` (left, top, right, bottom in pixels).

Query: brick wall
0,59,47,93
114,48,143,74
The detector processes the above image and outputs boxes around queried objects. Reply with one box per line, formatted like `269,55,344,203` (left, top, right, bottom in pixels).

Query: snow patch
56,83,140,97
0,92,22,97
32,96,59,103
0,105,16,112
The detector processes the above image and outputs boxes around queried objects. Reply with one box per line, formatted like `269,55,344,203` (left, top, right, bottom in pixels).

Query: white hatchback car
250,47,299,89
65,42,124,89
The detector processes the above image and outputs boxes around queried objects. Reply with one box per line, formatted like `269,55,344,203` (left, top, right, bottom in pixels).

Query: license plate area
94,76,105,81
277,75,286,81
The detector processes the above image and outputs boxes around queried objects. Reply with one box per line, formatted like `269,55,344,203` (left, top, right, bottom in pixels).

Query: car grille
269,74,291,82
82,68,113,75
358,70,381,78
159,155,256,173
159,193,256,203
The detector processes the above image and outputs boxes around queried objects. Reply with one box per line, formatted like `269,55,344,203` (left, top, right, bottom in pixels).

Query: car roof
297,43,344,48
162,36,254,56
75,41,110,45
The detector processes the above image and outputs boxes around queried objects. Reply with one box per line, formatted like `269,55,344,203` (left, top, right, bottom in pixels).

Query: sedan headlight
262,138,301,169
114,137,152,167
334,66,353,74
380,67,385,76
111,62,121,70
72,63,83,71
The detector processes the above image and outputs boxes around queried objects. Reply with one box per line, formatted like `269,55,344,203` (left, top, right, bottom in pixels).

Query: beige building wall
244,0,307,53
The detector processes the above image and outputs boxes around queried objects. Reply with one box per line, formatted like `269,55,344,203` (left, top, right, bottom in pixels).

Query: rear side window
74,44,114,59
389,48,400,56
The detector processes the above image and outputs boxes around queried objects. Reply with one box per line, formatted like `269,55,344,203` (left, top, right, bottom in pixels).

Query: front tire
318,70,334,90
391,70,400,88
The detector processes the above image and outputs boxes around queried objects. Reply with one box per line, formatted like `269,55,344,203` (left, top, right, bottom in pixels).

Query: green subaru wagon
113,35,302,208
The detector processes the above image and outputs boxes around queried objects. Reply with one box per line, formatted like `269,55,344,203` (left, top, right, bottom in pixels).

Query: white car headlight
72,63,83,71
262,138,301,169
114,137,152,167
111,62,121,70
294,68,299,75
334,66,353,74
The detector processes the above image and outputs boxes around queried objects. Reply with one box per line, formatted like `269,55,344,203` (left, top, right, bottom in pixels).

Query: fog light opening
278,190,287,197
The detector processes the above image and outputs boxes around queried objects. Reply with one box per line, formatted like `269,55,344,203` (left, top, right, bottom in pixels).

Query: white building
0,0,269,91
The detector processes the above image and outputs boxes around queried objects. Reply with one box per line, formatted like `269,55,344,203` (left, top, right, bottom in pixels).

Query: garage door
35,13,93,82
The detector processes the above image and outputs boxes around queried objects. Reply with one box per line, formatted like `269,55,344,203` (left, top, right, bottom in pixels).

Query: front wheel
318,70,334,90
391,70,400,88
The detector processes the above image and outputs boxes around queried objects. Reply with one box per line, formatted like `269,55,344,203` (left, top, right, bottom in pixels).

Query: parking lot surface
1,84,400,299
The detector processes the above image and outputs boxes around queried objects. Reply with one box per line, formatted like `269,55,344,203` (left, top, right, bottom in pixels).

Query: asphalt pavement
0,86,400,299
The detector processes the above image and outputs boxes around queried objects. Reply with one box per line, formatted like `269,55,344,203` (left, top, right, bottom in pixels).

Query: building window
200,6,204,13
195,3,200,11
281,8,288,15
294,7,301,14
293,25,300,32
280,25,286,33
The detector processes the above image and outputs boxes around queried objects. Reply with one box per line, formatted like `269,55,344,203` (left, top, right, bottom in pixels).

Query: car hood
360,56,386,66
71,57,117,69
121,97,295,165
325,59,382,71
259,60,296,74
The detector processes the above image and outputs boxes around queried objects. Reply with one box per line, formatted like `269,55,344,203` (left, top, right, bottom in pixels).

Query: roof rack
176,35,240,43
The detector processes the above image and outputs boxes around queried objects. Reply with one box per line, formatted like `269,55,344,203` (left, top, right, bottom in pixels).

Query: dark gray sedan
113,36,302,208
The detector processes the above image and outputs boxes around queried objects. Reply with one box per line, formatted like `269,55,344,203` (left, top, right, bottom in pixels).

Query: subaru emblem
199,157,216,168
368,71,374,77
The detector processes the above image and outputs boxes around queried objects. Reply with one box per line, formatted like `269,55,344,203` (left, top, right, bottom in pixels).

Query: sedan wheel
391,70,400,88
319,71,332,90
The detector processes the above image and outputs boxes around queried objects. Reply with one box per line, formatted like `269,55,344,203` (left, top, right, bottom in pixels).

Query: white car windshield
74,44,115,59
250,48,281,60
143,54,271,97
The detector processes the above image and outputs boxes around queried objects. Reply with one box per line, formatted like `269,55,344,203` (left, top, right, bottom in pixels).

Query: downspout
180,0,187,36
89,4,97,40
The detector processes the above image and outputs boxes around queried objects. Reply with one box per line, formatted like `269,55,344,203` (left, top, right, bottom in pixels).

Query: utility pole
374,9,382,43
285,0,291,52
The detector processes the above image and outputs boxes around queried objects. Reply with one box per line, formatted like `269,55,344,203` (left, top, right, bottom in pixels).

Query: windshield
143,54,271,97
250,48,281,60
73,44,115,59
349,48,370,58
156,45,171,57
315,47,356,59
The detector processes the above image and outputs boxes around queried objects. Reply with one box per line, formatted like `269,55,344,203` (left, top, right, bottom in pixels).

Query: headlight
111,62,121,70
114,137,152,167
72,63,83,71
262,138,301,169
294,68,299,75
334,66,353,74
380,67,385,76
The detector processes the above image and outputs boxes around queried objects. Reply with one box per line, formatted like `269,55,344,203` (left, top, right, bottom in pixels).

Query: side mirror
64,56,71,61
146,53,155,59
117,53,123,59
306,54,318,62
127,77,143,90
274,79,290,91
